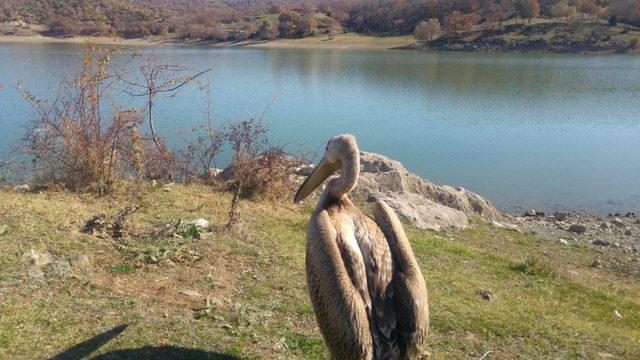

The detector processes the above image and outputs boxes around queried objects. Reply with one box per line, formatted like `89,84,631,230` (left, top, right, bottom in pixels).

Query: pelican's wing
373,200,429,359
306,210,373,359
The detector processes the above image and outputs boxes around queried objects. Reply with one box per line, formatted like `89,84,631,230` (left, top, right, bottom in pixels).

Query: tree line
1,0,639,41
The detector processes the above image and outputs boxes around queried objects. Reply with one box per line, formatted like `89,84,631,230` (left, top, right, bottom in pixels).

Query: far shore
0,33,415,50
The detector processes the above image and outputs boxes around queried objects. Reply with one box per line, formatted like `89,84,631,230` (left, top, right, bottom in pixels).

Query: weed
173,219,203,239
108,263,136,275
510,256,557,278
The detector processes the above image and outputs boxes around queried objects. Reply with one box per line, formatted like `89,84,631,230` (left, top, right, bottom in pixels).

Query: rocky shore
215,150,639,264
423,22,640,53
504,210,639,253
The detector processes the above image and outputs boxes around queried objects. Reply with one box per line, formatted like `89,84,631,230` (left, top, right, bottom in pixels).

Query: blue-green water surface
1,42,639,213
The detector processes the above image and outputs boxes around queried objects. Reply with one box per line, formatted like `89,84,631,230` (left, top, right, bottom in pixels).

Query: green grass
108,263,137,275
0,184,638,359
509,256,557,278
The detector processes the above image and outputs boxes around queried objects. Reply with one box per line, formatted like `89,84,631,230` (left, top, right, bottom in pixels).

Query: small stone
491,220,504,229
54,260,72,276
590,258,601,268
27,268,45,280
208,168,222,178
194,219,210,229
71,254,92,273
557,239,569,245
569,224,587,234
12,184,30,191
180,290,202,298
600,222,611,229
592,240,611,247
624,229,632,236
475,290,497,302
0,225,8,236
524,209,537,217
611,217,625,227
23,249,53,266
553,212,568,221
614,310,622,318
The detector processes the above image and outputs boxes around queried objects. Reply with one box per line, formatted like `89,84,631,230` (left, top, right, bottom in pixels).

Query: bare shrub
224,118,294,227
18,47,144,193
179,123,224,183
177,82,224,183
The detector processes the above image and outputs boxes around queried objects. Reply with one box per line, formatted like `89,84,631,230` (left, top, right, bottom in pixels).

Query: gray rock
27,268,45,280
71,254,91,271
23,249,53,266
193,219,210,229
525,209,538,217
208,168,222,178
592,239,611,247
54,260,72,275
553,212,569,221
180,290,202,298
475,290,497,302
368,192,468,230
568,224,587,234
13,184,30,192
611,217,625,227
359,151,406,173
600,222,611,229
590,258,601,268
624,229,633,236
356,152,501,220
557,239,569,245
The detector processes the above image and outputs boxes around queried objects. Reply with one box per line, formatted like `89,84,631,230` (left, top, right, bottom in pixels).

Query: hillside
2,0,640,52
422,21,640,53
0,184,638,358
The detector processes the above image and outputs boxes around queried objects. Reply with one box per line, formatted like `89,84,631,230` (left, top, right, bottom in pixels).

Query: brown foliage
18,47,143,192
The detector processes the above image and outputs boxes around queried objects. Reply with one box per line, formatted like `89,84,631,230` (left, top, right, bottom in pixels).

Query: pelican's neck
329,150,360,198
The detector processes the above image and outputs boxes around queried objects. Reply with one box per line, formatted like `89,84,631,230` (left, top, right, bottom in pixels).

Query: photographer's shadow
50,324,240,360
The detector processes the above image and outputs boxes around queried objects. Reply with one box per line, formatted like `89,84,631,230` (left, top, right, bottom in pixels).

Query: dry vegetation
1,0,640,49
0,184,638,359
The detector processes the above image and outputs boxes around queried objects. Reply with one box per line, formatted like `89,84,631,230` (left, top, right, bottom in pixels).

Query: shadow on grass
50,324,240,360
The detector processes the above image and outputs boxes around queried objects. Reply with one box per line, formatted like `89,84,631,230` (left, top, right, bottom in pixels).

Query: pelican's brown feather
306,209,373,359
297,134,428,360
373,200,429,359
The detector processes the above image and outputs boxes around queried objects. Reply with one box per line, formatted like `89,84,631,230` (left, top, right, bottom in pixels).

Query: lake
1,42,639,213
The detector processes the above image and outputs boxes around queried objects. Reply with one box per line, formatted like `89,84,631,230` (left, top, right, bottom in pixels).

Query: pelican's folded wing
306,210,373,360
373,200,429,360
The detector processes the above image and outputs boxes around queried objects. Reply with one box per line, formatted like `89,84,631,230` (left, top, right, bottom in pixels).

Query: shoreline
0,34,414,50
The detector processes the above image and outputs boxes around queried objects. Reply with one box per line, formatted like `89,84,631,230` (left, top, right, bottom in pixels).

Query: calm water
1,42,639,213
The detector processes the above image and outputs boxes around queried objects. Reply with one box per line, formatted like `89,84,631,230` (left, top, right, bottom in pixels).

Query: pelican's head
294,134,360,203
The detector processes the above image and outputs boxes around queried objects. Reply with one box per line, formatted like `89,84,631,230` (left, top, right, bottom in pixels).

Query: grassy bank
0,184,638,359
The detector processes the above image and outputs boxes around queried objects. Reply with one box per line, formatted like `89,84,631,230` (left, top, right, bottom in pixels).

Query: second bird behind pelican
294,134,429,359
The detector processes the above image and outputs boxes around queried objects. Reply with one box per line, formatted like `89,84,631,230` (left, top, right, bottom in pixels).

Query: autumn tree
414,19,441,41
297,14,317,37
610,0,640,23
326,17,342,39
444,11,476,32
515,0,541,23
278,11,302,37
269,3,284,14
550,1,577,19
257,19,278,40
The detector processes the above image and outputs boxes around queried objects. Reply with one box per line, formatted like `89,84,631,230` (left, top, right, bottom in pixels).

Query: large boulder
355,152,501,224
368,192,468,230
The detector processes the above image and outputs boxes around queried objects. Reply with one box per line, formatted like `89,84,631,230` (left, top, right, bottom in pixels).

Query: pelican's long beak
294,158,339,203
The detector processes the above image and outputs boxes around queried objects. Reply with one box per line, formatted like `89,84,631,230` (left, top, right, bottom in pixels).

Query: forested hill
1,0,639,45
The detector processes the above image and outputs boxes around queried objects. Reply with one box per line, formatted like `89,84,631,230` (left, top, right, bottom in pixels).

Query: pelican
294,134,429,359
